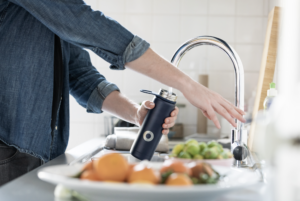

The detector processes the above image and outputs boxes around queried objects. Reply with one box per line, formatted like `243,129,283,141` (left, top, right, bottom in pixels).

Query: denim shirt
0,0,150,162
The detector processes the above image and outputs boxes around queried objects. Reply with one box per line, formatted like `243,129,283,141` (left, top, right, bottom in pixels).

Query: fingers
162,129,169,135
206,107,221,129
220,101,246,123
213,103,237,128
223,99,246,116
163,107,179,128
236,107,246,116
170,106,179,117
202,111,211,120
164,116,176,127
141,101,155,110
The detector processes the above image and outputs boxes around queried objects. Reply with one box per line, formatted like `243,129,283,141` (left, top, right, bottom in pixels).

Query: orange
127,164,160,184
189,162,204,178
80,170,100,181
126,164,136,180
82,161,93,172
160,160,191,176
165,173,193,186
130,180,156,185
94,153,129,182
189,162,214,177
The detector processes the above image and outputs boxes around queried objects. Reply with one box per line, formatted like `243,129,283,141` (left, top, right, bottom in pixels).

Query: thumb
141,101,155,110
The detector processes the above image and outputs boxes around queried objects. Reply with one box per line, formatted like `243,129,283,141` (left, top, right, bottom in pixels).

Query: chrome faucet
170,36,250,167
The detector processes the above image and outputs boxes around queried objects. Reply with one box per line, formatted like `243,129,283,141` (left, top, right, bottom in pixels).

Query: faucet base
231,129,252,168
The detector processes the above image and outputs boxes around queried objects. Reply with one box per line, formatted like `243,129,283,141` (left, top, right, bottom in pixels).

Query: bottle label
143,131,154,142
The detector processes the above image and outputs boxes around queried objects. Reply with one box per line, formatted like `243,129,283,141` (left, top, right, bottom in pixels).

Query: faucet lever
233,145,248,161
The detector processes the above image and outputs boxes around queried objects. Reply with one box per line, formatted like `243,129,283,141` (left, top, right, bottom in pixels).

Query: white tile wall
68,0,276,150
209,0,236,16
153,15,180,42
180,16,207,43
236,0,264,16
207,46,234,71
235,44,263,72
126,15,152,41
98,0,126,13
126,0,153,14
153,0,180,14
208,17,235,43
236,17,265,43
180,0,208,15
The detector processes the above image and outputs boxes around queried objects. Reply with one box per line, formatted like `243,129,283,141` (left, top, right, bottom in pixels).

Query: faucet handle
232,145,248,160
231,129,249,161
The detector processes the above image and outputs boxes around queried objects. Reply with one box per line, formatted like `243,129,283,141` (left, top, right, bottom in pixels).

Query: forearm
102,91,139,125
125,48,195,92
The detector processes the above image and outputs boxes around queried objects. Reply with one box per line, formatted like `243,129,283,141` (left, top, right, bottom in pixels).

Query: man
0,0,245,185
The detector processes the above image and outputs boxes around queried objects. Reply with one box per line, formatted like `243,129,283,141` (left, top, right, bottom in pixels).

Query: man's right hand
182,80,245,129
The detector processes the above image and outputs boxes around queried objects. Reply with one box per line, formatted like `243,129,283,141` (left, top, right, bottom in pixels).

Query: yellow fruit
129,180,156,185
165,173,193,186
81,161,93,171
94,153,129,182
160,160,191,176
80,170,100,181
127,164,160,184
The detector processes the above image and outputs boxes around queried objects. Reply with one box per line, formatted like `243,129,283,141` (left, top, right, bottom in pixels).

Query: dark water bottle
130,89,177,160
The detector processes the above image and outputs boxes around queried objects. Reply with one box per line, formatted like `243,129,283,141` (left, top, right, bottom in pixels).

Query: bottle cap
267,82,277,96
159,89,177,102
270,82,276,89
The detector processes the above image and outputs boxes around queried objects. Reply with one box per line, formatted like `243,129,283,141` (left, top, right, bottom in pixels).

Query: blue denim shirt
0,0,150,162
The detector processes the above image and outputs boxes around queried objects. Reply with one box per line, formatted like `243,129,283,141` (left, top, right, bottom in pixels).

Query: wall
68,0,278,149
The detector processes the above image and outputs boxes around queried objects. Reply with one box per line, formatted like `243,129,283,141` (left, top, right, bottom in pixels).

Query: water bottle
130,89,177,160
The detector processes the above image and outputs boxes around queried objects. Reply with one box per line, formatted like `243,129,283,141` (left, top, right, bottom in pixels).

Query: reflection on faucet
170,36,251,167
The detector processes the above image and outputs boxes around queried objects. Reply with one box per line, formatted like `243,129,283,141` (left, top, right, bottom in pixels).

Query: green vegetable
54,185,88,201
221,150,233,159
193,154,204,160
168,153,177,158
191,177,199,185
161,170,173,184
198,142,208,154
206,177,219,184
200,147,208,156
184,143,200,157
216,144,224,153
172,144,184,156
185,139,198,146
178,151,192,159
207,140,219,148
199,173,209,183
203,147,219,159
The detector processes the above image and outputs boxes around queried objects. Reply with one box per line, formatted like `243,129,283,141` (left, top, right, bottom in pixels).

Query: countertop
0,137,272,201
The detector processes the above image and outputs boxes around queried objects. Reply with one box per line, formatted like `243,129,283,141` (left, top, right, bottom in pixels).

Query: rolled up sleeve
86,80,119,113
69,43,119,113
110,35,150,70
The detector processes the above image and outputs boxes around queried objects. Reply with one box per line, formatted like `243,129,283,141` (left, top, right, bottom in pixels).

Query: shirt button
55,126,58,130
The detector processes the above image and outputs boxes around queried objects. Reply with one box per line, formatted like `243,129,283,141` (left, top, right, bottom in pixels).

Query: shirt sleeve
8,0,150,70
69,43,119,113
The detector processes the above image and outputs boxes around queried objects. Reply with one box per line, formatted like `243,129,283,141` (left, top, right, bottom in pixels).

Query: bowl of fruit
168,139,233,167
38,152,260,201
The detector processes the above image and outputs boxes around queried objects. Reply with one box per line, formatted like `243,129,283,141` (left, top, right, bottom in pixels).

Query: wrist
177,73,195,93
132,104,140,126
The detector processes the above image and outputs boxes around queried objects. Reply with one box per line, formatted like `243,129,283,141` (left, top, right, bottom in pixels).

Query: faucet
170,36,250,167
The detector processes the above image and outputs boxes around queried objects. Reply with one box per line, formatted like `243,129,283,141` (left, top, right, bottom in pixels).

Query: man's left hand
136,101,179,135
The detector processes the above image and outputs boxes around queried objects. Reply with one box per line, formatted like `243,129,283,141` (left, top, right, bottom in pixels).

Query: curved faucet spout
170,36,245,132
